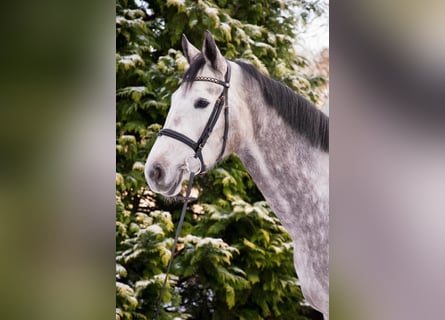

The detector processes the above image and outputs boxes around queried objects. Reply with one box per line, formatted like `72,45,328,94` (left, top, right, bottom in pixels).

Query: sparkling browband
194,76,230,88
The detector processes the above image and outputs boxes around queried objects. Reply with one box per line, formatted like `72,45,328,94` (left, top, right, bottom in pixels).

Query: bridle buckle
185,156,202,175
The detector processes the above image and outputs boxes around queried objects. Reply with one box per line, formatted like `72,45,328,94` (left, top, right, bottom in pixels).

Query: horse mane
182,55,329,152
235,60,329,152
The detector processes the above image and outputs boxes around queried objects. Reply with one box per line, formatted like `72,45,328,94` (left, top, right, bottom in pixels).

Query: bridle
152,61,231,320
158,61,231,175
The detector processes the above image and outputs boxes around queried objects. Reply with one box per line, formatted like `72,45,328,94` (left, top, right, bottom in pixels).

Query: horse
145,31,329,319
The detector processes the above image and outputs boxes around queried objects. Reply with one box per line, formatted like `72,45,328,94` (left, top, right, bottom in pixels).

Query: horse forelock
182,54,207,90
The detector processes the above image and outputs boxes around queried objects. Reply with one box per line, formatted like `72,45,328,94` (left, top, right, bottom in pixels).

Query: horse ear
202,30,225,71
182,34,200,64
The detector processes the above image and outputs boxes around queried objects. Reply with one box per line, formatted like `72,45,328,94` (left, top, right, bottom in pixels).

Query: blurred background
0,0,115,319
331,0,445,319
1,0,444,319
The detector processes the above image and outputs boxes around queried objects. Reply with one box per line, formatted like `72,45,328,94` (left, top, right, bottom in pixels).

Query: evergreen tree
116,0,326,319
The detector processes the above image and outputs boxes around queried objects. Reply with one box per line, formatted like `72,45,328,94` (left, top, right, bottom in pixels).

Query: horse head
145,31,235,196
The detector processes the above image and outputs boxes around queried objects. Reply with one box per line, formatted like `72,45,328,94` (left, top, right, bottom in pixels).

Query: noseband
158,61,231,174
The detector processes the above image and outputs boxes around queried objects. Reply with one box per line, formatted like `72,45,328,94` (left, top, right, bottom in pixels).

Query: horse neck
234,86,329,235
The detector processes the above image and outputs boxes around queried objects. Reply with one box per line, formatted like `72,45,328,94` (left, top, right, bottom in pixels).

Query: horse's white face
145,32,229,196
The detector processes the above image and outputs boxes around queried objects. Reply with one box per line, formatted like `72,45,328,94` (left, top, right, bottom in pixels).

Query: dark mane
182,56,328,152
235,60,329,152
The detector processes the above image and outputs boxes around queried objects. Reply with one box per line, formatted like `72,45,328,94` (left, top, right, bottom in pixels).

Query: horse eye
194,98,210,109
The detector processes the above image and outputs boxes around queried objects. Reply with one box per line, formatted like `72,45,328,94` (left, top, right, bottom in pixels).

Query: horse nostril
149,164,164,183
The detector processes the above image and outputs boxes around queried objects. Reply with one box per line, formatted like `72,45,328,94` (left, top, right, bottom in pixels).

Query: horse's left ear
182,34,200,64
202,30,225,72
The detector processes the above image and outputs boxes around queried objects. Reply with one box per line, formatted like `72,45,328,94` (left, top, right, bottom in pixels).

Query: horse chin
162,182,182,197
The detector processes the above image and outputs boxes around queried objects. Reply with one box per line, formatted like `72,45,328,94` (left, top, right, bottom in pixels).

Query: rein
153,62,231,319
152,171,196,320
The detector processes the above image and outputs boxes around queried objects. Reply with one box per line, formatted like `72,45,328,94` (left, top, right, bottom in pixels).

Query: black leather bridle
158,61,231,174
